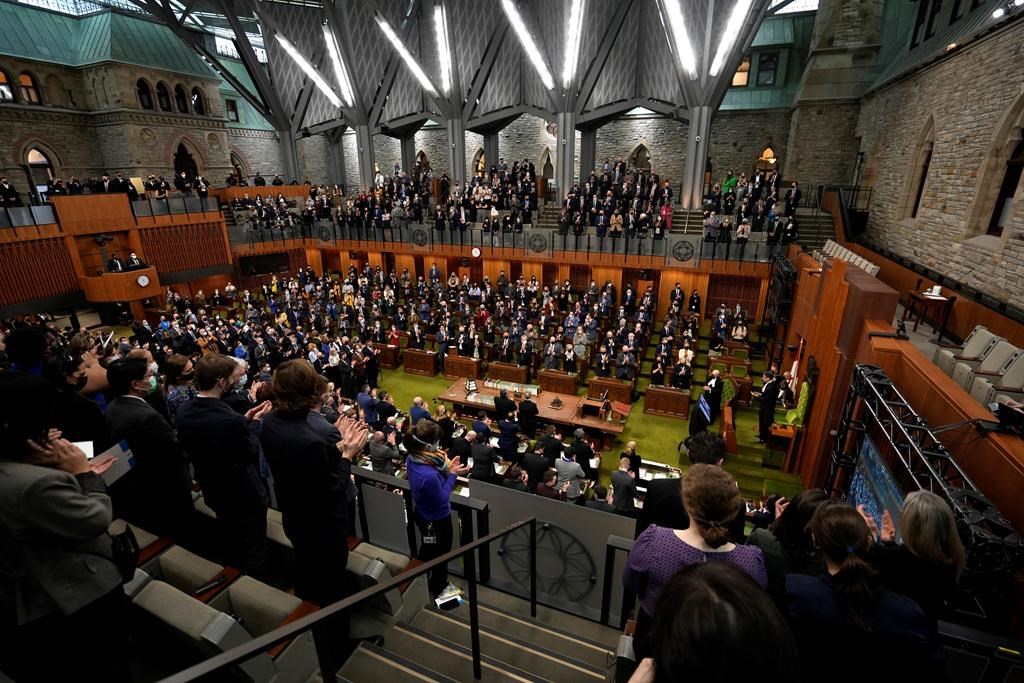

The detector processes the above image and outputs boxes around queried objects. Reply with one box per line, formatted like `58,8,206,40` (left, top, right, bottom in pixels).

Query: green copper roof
0,1,212,77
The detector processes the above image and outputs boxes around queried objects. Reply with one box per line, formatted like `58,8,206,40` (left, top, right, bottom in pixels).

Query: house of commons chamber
2,0,1024,680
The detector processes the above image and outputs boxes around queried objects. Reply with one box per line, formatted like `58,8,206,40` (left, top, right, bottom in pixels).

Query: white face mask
149,362,159,376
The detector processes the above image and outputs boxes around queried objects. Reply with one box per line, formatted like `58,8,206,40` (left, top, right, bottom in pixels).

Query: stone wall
594,115,688,187
413,125,448,175
856,20,1024,299
228,130,283,179
296,134,330,184
341,130,360,189
709,109,791,183
784,102,860,193
372,134,402,176
465,130,484,177
498,114,557,173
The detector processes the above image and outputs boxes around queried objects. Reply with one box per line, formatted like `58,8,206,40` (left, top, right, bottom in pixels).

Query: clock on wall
136,274,150,287
471,247,481,258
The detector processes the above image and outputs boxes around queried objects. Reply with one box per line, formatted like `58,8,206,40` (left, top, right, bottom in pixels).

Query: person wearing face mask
162,353,196,424
175,355,272,578
41,350,114,451
104,357,194,540
222,357,256,415
125,348,171,422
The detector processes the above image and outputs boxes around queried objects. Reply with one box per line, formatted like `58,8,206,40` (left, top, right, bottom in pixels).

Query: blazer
611,469,637,514
0,464,122,625
469,442,498,480
105,395,193,536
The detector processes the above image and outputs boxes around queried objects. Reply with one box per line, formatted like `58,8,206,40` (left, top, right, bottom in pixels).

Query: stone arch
900,115,935,220
155,80,172,111
963,93,1024,242
229,146,250,178
16,70,43,104
471,146,485,174
627,142,652,170
539,147,554,179
136,76,156,109
173,83,189,113
166,134,207,176
12,137,63,176
755,144,778,173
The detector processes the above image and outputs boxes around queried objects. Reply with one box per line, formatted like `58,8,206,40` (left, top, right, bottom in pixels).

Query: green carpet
375,364,803,503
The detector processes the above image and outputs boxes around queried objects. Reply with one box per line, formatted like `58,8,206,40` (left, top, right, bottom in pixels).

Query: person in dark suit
0,176,20,207
125,252,144,269
107,253,125,272
175,354,271,578
260,359,366,609
451,431,473,463
754,371,781,444
635,432,746,541
92,174,114,193
570,429,596,481
493,389,516,422
104,356,194,539
0,373,132,682
535,424,564,466
517,395,539,437
784,182,802,217
523,449,550,493
469,432,500,484
706,370,724,422
611,457,638,516
586,484,616,513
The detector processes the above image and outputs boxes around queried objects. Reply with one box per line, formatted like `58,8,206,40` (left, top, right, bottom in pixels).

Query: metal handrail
160,517,538,683
599,534,636,630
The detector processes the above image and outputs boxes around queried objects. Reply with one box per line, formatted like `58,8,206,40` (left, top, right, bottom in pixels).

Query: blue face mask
236,374,248,388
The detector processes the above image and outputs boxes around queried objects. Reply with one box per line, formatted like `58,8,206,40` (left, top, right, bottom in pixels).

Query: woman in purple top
624,464,767,659
405,419,470,597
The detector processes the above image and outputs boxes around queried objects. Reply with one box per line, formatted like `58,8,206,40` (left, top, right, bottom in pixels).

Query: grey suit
555,457,585,501
0,463,121,624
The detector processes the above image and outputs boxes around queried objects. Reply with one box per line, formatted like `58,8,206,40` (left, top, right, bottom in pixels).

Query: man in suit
0,176,20,207
410,396,431,424
517,395,539,437
523,449,549,494
107,253,125,272
174,354,271,577
92,174,114,193
616,345,636,381
451,430,473,463
706,369,724,422
535,424,564,466
0,374,130,682
104,357,194,539
469,432,501,484
357,385,379,428
126,252,144,269
493,389,517,422
570,429,596,481
586,485,616,513
368,431,401,475
784,181,801,217
611,456,637,516
755,370,781,444
635,432,746,541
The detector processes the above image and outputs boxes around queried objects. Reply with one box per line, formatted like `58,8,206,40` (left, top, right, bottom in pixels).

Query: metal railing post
600,541,615,625
529,517,537,618
464,547,483,680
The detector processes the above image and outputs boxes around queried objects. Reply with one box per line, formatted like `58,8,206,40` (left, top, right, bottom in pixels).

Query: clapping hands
446,455,471,476
335,414,370,460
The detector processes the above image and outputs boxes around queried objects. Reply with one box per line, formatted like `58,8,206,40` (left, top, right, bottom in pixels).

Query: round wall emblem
411,228,428,246
672,240,695,262
528,233,548,253
318,226,332,241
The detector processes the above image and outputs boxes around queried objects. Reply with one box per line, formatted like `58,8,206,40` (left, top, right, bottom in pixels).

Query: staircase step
449,581,620,648
338,640,460,683
411,608,607,682
383,621,546,682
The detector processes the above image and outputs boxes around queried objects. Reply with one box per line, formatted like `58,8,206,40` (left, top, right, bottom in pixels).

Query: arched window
191,87,205,115
540,149,554,179
471,148,485,174
156,82,171,111
755,146,778,172
18,73,41,104
27,148,55,198
0,70,14,102
628,144,651,170
904,120,934,219
987,138,1024,238
174,84,189,113
137,79,153,109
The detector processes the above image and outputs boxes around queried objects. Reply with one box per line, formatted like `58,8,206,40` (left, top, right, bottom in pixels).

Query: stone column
579,128,597,184
681,106,711,210
279,133,299,182
446,118,466,184
400,135,417,175
327,129,347,189
555,111,577,201
354,124,375,191
483,132,500,173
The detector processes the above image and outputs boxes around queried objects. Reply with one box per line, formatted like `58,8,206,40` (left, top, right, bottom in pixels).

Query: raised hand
27,437,90,476
245,400,272,421
857,504,879,542
774,496,789,521
447,455,471,476
337,418,369,460
880,509,896,543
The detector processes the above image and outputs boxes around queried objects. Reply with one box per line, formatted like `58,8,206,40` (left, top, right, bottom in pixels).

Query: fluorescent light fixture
500,0,555,90
434,4,453,94
662,0,698,79
563,0,586,88
274,34,342,108
376,15,440,97
992,6,1005,17
322,23,355,107
710,0,755,77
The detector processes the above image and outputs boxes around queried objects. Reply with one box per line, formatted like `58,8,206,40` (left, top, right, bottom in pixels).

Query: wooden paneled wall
0,238,79,308
138,223,230,274
483,259,510,286
74,233,134,276
656,270,710,319
51,195,135,233
707,275,763,320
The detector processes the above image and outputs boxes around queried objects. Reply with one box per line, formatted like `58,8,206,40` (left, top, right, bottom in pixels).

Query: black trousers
218,503,270,580
414,512,454,597
4,587,132,683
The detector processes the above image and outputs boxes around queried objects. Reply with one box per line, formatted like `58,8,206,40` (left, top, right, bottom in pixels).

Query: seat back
976,342,1020,374
149,546,223,593
997,352,1024,390
211,576,302,637
960,329,998,360
970,377,995,406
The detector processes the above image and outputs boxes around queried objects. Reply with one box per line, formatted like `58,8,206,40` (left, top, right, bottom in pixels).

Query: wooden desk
538,369,579,395
643,385,690,419
769,424,798,472
723,406,738,454
445,355,482,380
903,290,952,333
403,348,436,376
707,354,752,374
439,379,624,448
489,361,528,384
371,343,400,370
79,266,161,302
589,377,633,405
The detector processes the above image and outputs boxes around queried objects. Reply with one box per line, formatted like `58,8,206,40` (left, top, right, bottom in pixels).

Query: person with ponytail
785,499,929,681
405,419,470,598
624,464,767,659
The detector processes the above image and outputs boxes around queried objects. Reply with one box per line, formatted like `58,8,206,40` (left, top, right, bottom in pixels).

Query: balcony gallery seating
933,325,1003,377
951,340,1021,391
970,353,1024,405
